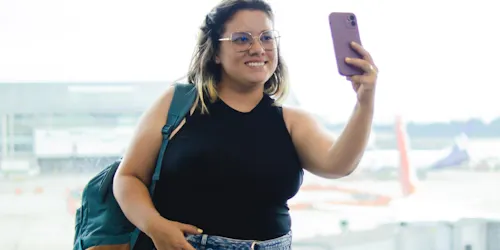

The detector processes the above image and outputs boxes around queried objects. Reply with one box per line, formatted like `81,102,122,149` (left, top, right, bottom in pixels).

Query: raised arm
285,104,373,179
286,42,377,179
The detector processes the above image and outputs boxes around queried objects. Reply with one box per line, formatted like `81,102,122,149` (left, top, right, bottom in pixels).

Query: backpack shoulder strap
131,83,197,250
166,83,197,130
149,83,197,194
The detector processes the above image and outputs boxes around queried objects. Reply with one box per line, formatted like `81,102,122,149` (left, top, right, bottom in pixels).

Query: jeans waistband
185,231,292,250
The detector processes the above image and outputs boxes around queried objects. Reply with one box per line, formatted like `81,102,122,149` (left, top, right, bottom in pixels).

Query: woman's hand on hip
149,217,202,250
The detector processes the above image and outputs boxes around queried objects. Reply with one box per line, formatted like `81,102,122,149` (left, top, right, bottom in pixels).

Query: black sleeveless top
154,94,304,241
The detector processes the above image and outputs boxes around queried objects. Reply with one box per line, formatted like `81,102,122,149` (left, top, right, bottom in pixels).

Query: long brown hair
186,0,290,113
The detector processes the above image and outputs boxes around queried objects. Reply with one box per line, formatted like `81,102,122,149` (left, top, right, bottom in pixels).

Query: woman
113,0,378,249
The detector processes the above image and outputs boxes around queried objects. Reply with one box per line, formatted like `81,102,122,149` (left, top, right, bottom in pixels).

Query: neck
217,79,264,113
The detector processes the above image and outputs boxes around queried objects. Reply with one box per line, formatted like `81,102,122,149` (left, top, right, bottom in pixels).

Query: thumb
176,222,203,235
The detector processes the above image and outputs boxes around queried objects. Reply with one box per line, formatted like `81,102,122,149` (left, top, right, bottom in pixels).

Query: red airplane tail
395,115,417,197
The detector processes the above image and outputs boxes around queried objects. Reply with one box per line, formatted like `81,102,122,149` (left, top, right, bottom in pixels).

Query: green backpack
73,83,197,250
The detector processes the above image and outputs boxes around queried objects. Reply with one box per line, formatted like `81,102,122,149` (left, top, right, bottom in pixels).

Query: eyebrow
233,29,272,35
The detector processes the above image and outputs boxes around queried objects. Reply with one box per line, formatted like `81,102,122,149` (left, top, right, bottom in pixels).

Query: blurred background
1,0,500,249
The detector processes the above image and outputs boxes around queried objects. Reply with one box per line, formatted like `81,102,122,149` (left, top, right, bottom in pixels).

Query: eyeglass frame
218,30,281,52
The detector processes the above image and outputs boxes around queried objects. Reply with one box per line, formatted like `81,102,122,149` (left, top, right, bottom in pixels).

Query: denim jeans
185,231,292,250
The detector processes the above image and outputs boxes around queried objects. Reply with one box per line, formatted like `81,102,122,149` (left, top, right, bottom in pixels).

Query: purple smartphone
329,12,363,76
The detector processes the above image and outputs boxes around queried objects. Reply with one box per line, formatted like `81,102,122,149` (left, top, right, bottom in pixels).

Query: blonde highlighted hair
186,0,290,113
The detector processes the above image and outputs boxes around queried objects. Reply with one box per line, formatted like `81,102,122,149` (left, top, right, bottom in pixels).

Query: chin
245,78,269,87
245,73,272,85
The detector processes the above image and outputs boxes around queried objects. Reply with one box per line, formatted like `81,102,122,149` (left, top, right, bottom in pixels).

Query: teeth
246,62,265,67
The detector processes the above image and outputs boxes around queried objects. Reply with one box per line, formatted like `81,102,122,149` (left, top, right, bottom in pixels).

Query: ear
215,56,221,64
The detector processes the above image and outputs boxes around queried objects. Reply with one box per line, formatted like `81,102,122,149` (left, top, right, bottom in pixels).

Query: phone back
329,12,363,76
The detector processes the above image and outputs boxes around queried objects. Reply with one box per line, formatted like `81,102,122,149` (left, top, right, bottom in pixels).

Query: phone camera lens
350,20,356,26
348,15,355,21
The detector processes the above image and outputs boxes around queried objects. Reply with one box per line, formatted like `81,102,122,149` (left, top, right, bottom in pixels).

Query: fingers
345,57,377,75
175,222,203,235
349,41,374,65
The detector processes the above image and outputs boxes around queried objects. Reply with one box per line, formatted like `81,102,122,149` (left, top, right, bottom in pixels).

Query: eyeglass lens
230,30,279,52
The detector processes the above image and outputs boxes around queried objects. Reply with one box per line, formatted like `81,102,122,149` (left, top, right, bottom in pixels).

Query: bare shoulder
145,85,176,122
281,105,336,175
281,105,319,134
132,85,177,137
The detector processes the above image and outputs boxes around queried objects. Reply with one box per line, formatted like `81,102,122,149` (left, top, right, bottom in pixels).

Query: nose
248,39,265,56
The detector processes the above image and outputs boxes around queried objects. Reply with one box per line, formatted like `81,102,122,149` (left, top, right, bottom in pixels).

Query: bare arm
113,86,175,237
285,102,374,179
287,42,377,179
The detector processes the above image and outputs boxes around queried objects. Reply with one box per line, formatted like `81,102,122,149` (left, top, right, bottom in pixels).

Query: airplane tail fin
429,133,470,170
395,115,417,197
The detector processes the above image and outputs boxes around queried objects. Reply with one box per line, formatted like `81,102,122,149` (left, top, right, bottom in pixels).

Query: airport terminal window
11,121,33,141
13,114,35,125
13,143,32,153
11,134,32,144
11,125,32,135
9,133,33,155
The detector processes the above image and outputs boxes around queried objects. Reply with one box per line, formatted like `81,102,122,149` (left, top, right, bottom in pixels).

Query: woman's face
216,10,278,88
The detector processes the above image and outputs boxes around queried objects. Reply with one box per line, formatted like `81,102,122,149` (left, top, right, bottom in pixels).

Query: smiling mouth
245,61,267,67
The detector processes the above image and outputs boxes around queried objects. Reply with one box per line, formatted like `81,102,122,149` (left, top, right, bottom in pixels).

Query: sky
0,0,499,123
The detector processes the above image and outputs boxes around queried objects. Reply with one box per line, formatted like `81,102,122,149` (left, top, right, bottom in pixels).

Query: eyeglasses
218,30,280,52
